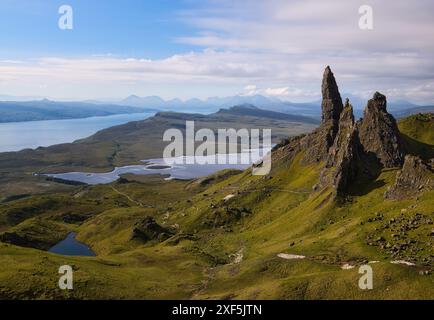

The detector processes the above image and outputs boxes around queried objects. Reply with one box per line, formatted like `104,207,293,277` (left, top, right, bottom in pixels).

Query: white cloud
1,0,434,103
173,0,434,103
264,87,290,96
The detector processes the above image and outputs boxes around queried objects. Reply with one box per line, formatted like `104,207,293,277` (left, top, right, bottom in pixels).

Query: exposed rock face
130,216,172,243
274,67,415,197
301,66,344,164
357,92,404,167
384,155,434,199
318,99,360,192
321,66,344,125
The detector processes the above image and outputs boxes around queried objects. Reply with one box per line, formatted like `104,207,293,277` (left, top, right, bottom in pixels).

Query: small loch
44,149,271,185
49,232,96,257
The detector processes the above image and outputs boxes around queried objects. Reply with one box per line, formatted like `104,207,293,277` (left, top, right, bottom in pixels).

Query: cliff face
357,92,405,168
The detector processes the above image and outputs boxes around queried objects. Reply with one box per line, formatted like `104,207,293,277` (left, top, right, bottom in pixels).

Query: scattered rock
130,216,173,243
390,260,415,266
230,248,244,264
277,253,306,260
419,270,431,276
341,263,355,270
223,194,235,202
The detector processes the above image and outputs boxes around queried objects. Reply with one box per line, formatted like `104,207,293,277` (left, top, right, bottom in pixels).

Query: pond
49,232,96,257
44,149,271,185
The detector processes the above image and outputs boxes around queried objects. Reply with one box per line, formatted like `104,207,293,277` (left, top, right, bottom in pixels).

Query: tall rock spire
317,98,360,193
300,66,345,164
321,66,344,124
357,92,404,167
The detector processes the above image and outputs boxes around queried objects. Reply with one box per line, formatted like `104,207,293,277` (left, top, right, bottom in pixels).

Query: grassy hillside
0,114,432,300
399,113,434,159
0,100,152,123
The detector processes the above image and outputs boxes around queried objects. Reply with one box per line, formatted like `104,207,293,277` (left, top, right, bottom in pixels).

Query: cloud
264,87,290,96
173,0,434,103
1,0,434,103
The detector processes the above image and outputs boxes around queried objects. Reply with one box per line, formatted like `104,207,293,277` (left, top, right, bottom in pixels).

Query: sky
0,0,434,104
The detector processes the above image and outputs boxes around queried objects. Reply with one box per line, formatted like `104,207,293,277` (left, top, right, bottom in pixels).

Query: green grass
399,113,434,159
0,114,433,299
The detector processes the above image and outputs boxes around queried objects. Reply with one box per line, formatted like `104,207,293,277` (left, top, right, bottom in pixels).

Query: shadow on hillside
347,152,386,197
347,178,386,197
400,133,434,160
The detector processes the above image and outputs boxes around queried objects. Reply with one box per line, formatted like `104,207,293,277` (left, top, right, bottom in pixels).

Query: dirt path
110,186,149,208
223,186,310,194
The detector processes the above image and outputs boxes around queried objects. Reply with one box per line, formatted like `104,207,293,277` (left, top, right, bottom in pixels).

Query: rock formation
300,66,344,164
357,92,405,168
317,99,360,192
321,66,344,125
273,66,432,198
384,155,434,199
130,216,172,242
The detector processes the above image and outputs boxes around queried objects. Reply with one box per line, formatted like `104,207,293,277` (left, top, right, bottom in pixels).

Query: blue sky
0,0,198,59
0,0,434,103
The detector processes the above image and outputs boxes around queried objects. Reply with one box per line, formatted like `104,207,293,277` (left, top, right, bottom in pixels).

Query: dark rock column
317,99,360,193
357,92,404,168
301,66,344,164
321,66,344,125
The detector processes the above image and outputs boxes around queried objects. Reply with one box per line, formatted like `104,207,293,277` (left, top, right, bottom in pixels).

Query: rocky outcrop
273,67,418,197
357,92,404,168
321,66,344,125
300,66,344,164
317,99,360,192
130,216,172,243
384,155,434,199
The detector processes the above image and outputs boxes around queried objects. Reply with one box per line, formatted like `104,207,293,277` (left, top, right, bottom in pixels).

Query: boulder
384,155,434,199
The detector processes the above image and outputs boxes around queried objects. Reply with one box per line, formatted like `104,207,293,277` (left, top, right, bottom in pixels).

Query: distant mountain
1,93,430,124
217,104,319,125
120,94,321,117
119,93,433,120
122,95,166,108
393,105,434,118
0,99,157,123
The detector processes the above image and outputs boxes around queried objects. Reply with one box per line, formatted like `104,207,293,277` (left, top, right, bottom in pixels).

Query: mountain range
1,93,433,123
0,99,157,123
120,93,434,118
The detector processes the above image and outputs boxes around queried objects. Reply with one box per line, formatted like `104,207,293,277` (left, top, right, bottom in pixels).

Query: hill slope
0,100,154,123
399,113,434,159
